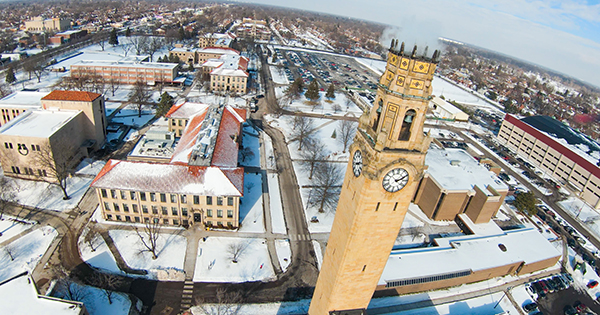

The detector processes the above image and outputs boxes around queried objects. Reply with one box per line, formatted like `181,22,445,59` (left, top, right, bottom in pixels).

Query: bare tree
128,79,153,117
240,147,255,162
121,43,132,57
144,37,164,62
291,116,314,150
135,217,161,259
89,272,124,304
195,288,243,315
309,161,343,213
337,120,357,153
301,139,326,179
83,225,100,252
0,83,11,99
332,103,342,113
53,266,89,303
227,241,249,263
34,144,73,200
23,59,44,83
0,177,16,220
129,36,148,55
98,37,106,51
108,76,120,97
4,243,17,261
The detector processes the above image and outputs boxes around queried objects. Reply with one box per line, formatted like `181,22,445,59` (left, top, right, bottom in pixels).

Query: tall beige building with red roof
0,90,106,181
92,102,247,228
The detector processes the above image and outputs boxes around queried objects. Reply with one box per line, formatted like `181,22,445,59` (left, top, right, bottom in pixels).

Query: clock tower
308,40,440,315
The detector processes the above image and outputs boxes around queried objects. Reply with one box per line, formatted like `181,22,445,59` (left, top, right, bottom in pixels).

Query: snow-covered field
52,282,132,315
108,229,186,280
8,175,93,212
269,66,289,85
109,104,156,127
0,227,57,282
78,226,122,274
274,87,363,117
268,173,286,234
275,239,291,272
239,173,265,233
191,299,310,315
0,216,36,241
193,237,275,282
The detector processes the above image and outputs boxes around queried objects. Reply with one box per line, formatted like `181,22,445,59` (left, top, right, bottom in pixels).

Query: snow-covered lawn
191,299,311,315
274,87,363,117
109,104,156,127
239,124,260,168
275,239,291,272
108,229,186,280
78,226,122,274
52,282,132,315
0,227,57,282
185,92,248,108
0,216,36,241
105,101,123,116
239,173,265,233
269,66,289,85
7,175,93,212
268,173,286,234
74,158,106,177
193,237,275,282
263,133,276,171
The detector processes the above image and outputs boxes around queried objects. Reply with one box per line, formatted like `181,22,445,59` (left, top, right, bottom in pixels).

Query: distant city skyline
240,0,600,88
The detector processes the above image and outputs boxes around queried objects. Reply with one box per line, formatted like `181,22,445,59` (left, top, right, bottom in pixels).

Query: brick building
70,56,178,85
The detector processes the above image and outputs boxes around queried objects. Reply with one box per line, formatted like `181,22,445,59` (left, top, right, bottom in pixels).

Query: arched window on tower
398,109,416,141
372,99,383,132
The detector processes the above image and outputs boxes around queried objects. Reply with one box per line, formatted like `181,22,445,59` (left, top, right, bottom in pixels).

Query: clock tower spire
308,40,440,315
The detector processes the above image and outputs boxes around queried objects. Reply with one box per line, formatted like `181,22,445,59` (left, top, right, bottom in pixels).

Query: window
110,190,117,198
182,208,188,216
194,195,200,204
120,191,127,200
116,215,121,221
104,202,110,211
107,214,113,220
135,217,140,223
113,203,120,211
123,204,129,212
217,221,222,227
173,219,179,225
132,204,139,213
227,197,234,206
206,196,212,205
125,216,131,222
172,207,178,216
181,195,187,203
160,193,166,202
150,193,156,202
163,219,169,225
227,222,233,227
217,197,223,206
140,192,146,201
183,220,188,226
142,205,148,213
217,210,223,218
206,221,212,226
170,194,177,203
152,206,158,214
101,189,108,198
144,218,150,223
130,191,137,200
227,210,233,218
207,209,213,217
162,206,168,215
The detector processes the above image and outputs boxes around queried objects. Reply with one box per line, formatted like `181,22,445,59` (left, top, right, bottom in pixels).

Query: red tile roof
42,90,101,102
211,106,246,167
170,109,209,165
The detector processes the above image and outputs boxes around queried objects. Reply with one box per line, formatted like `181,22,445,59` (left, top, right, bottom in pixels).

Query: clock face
352,150,363,177
382,168,409,193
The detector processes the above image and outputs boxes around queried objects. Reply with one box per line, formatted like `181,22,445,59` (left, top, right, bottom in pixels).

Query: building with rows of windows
70,56,178,85
92,102,247,228
206,54,249,95
497,114,600,209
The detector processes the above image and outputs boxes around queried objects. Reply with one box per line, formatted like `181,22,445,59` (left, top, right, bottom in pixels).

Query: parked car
564,305,577,315
523,302,538,312
574,301,587,312
587,280,598,289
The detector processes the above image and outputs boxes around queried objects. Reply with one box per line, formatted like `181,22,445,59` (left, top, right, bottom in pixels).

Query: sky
238,0,600,88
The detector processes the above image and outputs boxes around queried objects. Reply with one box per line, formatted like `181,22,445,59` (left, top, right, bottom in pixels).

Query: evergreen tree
326,83,335,99
109,28,119,46
331,129,337,138
5,67,16,84
178,26,185,41
305,79,320,101
156,92,174,117
514,191,537,216
284,77,304,99
125,27,131,37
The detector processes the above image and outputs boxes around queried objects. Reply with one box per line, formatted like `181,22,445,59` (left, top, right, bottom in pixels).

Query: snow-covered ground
268,173,286,234
6,175,93,212
108,229,186,280
239,124,261,168
193,237,275,282
52,282,132,315
269,66,289,85
191,299,311,315
509,284,536,312
376,292,517,315
78,226,122,275
275,239,291,272
0,227,57,282
274,87,363,117
109,104,156,128
312,240,323,270
74,158,106,177
239,173,265,233
0,216,36,241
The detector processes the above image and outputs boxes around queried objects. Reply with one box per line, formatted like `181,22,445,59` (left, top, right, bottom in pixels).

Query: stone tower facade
308,40,440,315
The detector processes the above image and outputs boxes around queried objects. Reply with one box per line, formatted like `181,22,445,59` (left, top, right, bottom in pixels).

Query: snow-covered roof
165,101,209,120
92,159,244,197
198,47,240,55
209,54,249,77
0,109,81,138
425,146,508,192
430,96,464,115
379,228,560,286
0,91,46,109
71,59,177,70
202,58,225,68
0,272,85,315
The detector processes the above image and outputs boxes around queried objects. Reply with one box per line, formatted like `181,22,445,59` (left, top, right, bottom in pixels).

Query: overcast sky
238,0,600,88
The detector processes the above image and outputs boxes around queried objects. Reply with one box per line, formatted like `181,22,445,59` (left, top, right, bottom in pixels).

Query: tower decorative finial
400,42,405,56
390,39,395,50
411,45,418,58
423,46,429,58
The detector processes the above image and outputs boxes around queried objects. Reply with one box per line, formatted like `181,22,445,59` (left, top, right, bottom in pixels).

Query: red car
587,280,598,288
